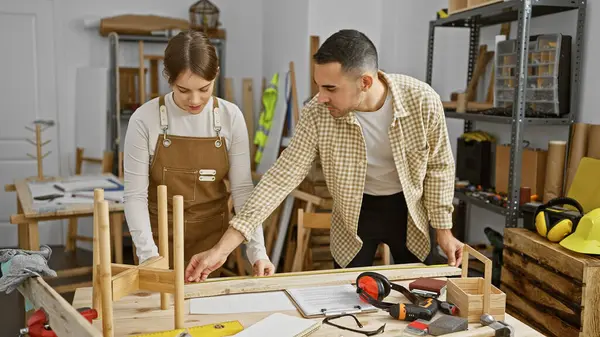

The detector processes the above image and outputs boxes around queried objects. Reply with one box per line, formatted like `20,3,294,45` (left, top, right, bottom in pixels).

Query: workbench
66,264,544,336
5,174,125,293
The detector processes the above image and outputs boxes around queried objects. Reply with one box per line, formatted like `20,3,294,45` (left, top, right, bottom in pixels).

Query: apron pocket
162,167,197,202
184,212,227,255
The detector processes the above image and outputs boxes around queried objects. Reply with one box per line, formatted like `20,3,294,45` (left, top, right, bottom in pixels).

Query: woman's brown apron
147,94,230,266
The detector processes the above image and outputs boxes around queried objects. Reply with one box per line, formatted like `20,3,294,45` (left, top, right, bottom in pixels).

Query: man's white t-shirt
354,93,403,196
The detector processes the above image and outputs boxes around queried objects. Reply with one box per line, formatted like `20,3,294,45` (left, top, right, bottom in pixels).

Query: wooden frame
93,185,185,337
447,244,506,322
17,276,101,337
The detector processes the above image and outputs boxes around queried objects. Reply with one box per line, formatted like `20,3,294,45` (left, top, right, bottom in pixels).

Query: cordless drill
389,298,457,321
19,307,98,337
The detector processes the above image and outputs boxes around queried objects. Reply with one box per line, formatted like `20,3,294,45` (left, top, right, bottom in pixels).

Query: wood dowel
98,200,114,337
92,189,104,319
157,185,169,310
173,195,185,329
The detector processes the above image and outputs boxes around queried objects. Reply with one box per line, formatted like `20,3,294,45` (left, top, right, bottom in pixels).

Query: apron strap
212,96,222,138
158,94,222,141
159,94,169,132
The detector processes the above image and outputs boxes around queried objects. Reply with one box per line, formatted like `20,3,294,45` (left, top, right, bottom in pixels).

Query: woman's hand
252,259,275,277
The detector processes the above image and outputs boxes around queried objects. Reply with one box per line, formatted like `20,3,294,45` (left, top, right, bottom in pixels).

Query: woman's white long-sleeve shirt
123,92,269,265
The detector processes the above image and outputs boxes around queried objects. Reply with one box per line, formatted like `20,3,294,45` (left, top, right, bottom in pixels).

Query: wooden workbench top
72,265,544,337
12,174,124,219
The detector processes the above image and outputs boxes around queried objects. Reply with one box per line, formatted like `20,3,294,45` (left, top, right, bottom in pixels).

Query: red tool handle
24,308,98,337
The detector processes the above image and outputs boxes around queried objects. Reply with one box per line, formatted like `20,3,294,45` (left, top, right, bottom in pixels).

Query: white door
0,0,61,247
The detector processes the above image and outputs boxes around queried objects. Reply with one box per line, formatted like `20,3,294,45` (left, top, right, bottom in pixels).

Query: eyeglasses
322,313,386,336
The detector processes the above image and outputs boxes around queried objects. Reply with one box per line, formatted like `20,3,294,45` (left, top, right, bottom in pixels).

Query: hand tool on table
439,314,513,337
19,307,98,337
355,272,457,321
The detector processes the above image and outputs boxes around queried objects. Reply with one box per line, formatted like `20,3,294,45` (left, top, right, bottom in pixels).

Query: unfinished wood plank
504,228,600,281
501,264,581,327
242,78,254,150
582,268,600,337
18,277,102,337
184,264,460,298
442,101,494,111
138,267,176,293
502,249,582,304
502,284,580,337
138,41,146,104
310,36,319,97
112,268,140,302
224,77,234,103
289,61,300,124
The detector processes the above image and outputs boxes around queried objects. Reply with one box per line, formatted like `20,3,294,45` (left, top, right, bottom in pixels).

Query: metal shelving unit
106,32,226,176
426,0,586,228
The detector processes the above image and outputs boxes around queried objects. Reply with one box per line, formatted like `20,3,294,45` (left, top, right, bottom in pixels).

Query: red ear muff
356,272,391,302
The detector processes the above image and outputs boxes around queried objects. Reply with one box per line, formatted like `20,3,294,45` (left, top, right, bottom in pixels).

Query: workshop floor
1,244,135,336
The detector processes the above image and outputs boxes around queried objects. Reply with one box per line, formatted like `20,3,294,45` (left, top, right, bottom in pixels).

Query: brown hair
163,30,219,84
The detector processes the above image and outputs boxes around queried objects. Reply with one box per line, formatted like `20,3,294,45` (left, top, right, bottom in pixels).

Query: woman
123,30,274,278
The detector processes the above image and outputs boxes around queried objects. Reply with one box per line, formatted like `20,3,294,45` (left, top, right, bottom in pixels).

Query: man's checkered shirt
230,71,455,268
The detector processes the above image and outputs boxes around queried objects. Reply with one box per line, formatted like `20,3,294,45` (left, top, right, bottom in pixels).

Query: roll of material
566,123,589,194
586,124,600,160
543,141,567,203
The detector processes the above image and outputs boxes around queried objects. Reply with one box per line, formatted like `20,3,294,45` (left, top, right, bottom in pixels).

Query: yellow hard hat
559,208,600,255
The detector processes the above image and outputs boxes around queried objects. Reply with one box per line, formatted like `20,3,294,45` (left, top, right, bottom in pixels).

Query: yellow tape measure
130,321,244,337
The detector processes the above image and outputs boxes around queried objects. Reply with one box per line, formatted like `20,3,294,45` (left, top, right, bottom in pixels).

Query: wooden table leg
110,213,124,264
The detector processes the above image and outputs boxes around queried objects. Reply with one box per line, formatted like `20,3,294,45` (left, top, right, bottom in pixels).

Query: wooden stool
93,185,185,336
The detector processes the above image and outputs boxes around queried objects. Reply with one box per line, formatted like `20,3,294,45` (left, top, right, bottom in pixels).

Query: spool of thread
520,187,531,205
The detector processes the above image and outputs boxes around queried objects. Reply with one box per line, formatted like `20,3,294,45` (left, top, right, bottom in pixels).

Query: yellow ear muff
547,219,574,242
535,211,548,237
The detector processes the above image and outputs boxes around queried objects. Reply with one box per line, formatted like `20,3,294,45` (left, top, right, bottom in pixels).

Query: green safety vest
254,73,279,165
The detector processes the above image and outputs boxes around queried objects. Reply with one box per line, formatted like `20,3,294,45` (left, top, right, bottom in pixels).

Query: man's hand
252,259,275,277
436,229,464,267
185,248,228,282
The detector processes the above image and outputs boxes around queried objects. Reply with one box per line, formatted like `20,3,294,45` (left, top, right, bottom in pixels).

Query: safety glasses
322,313,386,336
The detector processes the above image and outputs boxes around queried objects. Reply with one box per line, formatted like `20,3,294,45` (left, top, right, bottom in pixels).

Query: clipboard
284,284,378,318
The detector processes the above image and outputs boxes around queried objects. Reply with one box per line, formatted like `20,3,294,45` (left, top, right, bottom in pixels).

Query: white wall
263,0,310,105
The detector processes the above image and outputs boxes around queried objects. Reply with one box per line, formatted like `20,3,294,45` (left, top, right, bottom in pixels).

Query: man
185,29,463,282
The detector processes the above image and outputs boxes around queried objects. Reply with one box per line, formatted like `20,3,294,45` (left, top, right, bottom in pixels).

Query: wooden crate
447,245,506,322
502,228,600,337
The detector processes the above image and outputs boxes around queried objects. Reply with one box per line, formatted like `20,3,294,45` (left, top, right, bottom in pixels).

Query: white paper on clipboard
285,284,378,318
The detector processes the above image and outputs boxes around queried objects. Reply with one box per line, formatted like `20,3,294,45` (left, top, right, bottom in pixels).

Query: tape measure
129,321,244,337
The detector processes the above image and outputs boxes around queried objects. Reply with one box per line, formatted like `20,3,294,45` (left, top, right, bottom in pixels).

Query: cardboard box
495,144,547,196
449,0,468,14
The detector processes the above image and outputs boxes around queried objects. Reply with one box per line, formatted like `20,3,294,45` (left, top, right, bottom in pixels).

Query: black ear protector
534,197,584,242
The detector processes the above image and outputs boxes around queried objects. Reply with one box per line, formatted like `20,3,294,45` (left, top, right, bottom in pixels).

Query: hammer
436,314,513,337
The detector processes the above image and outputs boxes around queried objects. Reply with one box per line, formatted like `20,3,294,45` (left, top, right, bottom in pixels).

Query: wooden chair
292,208,391,272
66,148,125,264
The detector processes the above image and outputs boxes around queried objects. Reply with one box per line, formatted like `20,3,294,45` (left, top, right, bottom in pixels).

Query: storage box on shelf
501,228,600,337
456,137,494,189
494,34,572,117
448,0,502,14
495,144,547,196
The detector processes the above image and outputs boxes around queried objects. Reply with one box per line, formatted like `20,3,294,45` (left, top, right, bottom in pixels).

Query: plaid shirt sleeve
229,102,319,241
422,92,455,229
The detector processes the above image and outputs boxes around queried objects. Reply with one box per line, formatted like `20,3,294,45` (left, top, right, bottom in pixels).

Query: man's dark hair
313,29,378,75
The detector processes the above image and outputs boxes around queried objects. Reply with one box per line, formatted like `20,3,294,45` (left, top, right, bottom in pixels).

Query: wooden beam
17,277,102,337
112,269,140,302
183,264,460,299
310,36,320,97
138,267,176,293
